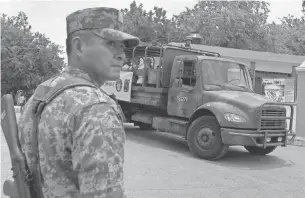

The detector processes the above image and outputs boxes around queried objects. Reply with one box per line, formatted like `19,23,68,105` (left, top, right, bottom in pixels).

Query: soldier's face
79,34,126,84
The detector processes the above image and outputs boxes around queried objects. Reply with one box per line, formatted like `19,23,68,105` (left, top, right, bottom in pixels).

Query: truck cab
102,44,295,160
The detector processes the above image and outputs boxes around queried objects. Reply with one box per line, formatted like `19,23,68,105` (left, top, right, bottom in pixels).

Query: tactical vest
29,76,101,197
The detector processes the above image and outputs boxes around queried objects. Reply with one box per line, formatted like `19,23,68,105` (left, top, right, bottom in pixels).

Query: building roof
196,56,249,67
169,42,305,74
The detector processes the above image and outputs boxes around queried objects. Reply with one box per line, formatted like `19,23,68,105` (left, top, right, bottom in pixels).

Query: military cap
66,7,140,48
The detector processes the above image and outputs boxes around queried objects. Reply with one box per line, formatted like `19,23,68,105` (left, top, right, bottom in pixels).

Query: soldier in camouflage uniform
18,7,140,198
183,37,193,48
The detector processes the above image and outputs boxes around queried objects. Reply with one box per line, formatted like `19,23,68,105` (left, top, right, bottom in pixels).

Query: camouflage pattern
66,7,140,48
18,66,126,198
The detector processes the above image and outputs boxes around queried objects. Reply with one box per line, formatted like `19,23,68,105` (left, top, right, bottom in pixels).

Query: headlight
224,113,247,122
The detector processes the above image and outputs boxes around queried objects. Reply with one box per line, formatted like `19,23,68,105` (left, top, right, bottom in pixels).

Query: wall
296,67,305,138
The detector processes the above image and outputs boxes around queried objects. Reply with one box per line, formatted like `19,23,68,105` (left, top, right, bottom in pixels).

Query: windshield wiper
207,84,234,90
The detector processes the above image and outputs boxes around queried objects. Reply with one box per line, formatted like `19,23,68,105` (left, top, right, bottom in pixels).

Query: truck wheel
187,116,228,160
244,146,277,155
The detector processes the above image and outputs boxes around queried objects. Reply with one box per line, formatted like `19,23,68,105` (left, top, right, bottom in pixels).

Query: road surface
1,123,305,198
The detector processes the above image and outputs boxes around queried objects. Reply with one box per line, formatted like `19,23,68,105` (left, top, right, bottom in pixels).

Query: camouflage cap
66,7,140,48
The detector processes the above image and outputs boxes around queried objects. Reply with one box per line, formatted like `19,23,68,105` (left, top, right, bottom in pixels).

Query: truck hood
207,90,270,109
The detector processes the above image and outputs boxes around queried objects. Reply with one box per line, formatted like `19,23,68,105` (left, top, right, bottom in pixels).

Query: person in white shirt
19,94,26,111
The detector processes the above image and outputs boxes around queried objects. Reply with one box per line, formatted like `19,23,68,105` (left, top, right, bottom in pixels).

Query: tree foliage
1,12,65,96
122,0,305,55
121,1,174,44
276,14,305,55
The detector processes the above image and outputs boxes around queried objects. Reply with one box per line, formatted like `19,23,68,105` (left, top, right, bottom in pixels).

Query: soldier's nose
114,53,126,64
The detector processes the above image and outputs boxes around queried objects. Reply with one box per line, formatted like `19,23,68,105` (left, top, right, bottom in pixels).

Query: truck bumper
221,128,295,148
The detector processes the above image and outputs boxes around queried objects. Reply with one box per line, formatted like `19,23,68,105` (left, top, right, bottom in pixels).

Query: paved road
1,123,305,198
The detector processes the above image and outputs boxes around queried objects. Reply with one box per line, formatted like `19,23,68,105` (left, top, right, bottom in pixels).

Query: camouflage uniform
18,7,139,198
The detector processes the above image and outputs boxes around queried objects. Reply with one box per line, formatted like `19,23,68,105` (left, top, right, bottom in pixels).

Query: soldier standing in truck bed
183,37,193,48
18,7,139,198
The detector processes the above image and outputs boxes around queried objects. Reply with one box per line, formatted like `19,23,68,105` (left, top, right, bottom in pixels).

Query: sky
1,0,304,56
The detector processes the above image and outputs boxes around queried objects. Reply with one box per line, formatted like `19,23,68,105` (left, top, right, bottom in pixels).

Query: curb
288,137,305,147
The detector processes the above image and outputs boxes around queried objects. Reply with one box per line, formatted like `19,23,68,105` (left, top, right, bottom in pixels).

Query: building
169,42,305,75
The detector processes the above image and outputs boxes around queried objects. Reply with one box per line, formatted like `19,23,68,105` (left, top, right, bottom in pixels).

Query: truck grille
260,108,286,130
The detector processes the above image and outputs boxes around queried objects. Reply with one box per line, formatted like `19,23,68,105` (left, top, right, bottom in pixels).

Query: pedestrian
15,90,23,105
17,7,139,198
144,57,153,68
19,94,26,111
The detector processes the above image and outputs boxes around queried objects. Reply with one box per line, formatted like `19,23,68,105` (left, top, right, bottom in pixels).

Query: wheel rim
196,127,216,150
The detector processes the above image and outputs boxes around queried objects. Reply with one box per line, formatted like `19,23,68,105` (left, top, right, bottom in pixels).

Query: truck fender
187,102,249,134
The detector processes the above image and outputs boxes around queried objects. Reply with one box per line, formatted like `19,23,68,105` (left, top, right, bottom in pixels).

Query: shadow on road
125,125,294,170
213,147,295,170
125,126,192,158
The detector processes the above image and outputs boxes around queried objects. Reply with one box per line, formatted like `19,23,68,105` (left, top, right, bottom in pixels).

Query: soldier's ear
72,36,83,56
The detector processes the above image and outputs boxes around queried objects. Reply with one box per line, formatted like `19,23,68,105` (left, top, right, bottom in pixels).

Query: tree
122,0,305,56
1,12,66,97
278,13,305,55
121,1,175,44
121,1,154,42
173,1,272,50
147,6,173,44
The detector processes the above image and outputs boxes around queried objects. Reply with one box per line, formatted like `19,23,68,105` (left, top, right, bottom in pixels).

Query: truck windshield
201,60,253,92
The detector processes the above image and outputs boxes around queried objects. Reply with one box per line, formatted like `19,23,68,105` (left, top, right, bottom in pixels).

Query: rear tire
244,146,277,155
187,116,228,161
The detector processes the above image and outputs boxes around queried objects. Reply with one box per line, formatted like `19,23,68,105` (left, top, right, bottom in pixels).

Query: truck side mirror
249,68,256,86
249,61,256,87
178,61,183,78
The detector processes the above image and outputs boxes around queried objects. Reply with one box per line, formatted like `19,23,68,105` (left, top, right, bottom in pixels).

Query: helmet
185,37,193,41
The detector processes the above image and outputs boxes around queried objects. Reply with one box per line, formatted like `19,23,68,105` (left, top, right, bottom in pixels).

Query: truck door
167,56,200,118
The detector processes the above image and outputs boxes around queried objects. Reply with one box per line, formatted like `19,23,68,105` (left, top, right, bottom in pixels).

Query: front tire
187,116,229,160
244,146,277,155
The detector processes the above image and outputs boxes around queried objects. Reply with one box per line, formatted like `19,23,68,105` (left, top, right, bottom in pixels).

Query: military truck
102,44,295,160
